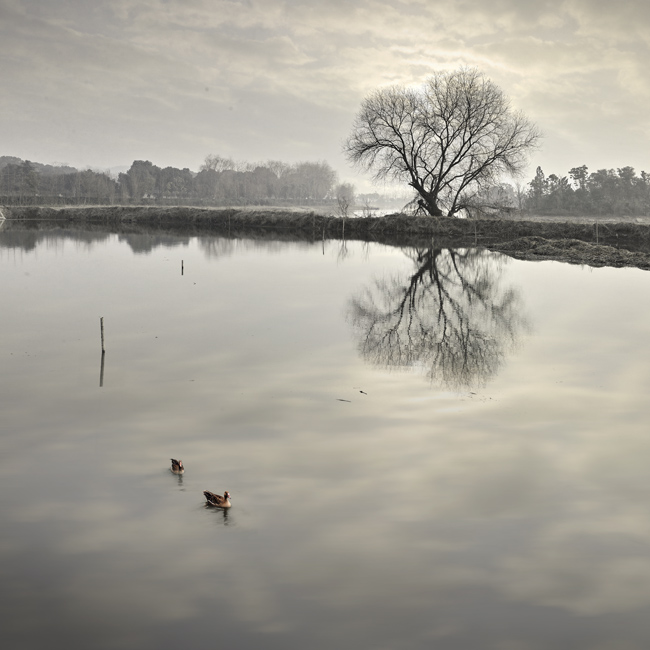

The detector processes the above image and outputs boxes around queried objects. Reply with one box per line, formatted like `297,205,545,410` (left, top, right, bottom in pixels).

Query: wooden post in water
99,316,105,388
99,349,105,387
181,260,184,275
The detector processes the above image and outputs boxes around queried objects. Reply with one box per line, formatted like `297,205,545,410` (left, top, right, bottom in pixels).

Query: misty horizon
2,1,649,194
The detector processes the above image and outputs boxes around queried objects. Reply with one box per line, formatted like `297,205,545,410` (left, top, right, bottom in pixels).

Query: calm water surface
1,226,650,649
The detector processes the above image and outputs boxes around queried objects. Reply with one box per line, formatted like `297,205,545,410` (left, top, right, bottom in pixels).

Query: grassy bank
4,205,650,270
6,205,650,248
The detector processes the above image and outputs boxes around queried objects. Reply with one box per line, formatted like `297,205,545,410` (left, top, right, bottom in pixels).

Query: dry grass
5,206,650,270
492,236,650,270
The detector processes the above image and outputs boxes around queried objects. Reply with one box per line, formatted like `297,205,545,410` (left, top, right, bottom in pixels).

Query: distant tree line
441,165,650,218
6,152,648,217
0,155,345,207
524,165,650,216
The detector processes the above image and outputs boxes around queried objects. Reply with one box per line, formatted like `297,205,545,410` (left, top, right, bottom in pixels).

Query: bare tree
266,160,291,180
344,67,541,217
335,182,356,217
360,196,374,218
201,154,236,173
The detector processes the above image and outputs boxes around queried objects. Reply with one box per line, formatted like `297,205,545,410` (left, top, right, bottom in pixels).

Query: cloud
1,0,649,179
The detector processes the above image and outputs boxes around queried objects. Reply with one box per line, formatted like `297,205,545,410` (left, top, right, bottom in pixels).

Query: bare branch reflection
348,247,528,388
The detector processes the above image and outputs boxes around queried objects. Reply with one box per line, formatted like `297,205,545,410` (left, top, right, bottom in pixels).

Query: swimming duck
170,459,184,474
203,490,232,508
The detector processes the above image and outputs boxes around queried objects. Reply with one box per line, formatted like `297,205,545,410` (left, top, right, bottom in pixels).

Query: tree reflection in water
348,246,529,389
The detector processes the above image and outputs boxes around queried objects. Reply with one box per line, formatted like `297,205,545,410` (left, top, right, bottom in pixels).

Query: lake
1,224,650,650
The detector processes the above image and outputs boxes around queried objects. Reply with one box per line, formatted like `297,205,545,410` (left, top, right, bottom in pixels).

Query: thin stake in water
99,316,106,387
99,349,105,387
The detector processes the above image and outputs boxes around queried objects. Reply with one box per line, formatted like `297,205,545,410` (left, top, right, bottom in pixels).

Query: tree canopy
345,67,541,217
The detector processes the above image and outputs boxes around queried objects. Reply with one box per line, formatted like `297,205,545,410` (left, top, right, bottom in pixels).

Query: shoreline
5,204,650,242
3,205,650,270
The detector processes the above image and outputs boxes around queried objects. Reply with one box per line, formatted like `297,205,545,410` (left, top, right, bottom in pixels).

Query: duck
203,490,232,508
170,459,184,474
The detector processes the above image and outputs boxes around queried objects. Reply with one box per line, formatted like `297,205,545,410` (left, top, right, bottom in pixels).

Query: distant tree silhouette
335,182,356,217
525,165,650,216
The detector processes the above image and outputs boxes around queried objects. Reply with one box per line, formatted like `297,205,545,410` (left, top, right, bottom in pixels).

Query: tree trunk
418,196,444,217
410,182,444,217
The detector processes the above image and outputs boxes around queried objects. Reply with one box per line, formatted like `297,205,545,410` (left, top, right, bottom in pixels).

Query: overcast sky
1,0,649,190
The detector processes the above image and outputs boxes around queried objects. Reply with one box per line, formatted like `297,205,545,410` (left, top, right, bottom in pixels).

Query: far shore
3,204,650,270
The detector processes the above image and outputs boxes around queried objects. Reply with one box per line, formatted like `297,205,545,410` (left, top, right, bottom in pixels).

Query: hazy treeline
4,153,649,217
525,165,650,216
0,155,343,207
0,156,115,204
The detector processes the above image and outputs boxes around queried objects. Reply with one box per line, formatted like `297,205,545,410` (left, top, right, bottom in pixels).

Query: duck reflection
203,503,232,525
166,466,184,488
348,246,528,388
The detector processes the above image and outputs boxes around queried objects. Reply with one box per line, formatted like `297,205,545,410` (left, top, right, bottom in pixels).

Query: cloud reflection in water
1,228,650,649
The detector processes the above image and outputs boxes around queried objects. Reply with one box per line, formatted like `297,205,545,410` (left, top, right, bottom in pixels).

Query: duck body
170,459,184,474
204,490,232,508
